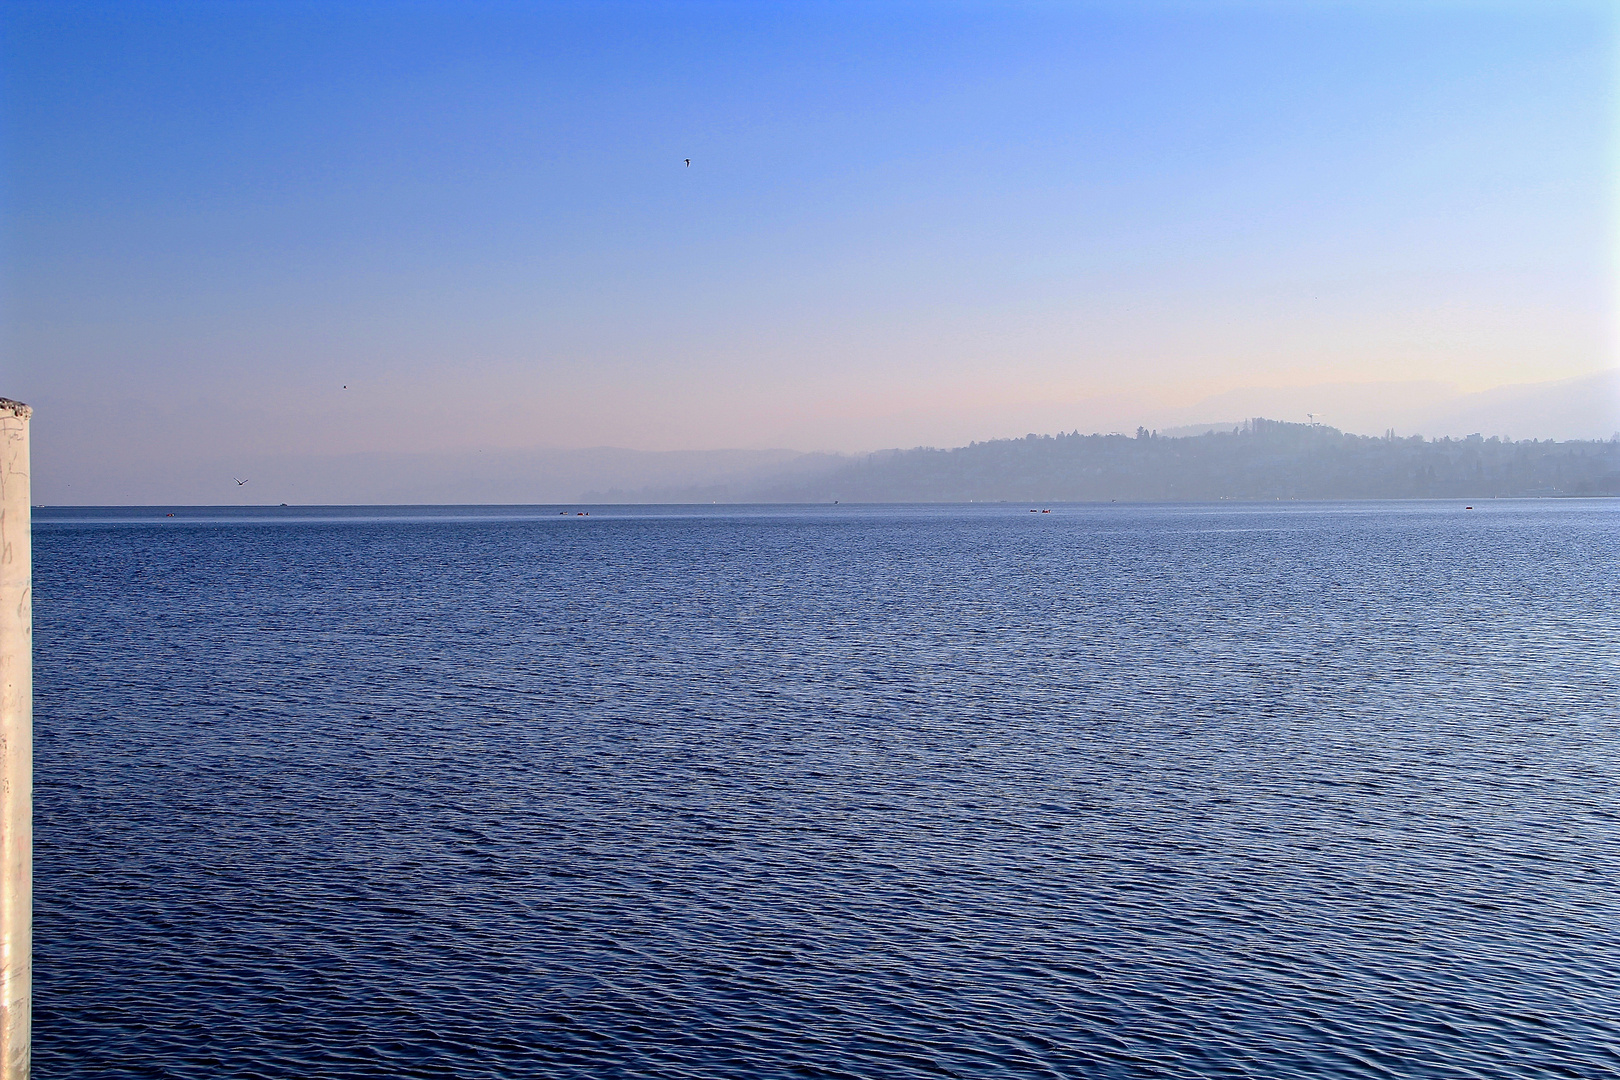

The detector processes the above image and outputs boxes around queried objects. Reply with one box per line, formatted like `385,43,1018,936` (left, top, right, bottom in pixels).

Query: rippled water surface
32,502,1620,1078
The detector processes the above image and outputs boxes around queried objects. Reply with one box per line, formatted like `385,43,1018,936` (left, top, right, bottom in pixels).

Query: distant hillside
1152,370,1620,443
679,419,1619,503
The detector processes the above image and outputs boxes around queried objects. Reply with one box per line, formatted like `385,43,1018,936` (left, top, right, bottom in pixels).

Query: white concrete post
0,399,29,1080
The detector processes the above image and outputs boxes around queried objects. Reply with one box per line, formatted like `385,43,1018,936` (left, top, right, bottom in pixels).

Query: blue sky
2,1,1615,491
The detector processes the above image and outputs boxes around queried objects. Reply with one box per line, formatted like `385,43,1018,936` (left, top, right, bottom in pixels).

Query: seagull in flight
233,477,249,486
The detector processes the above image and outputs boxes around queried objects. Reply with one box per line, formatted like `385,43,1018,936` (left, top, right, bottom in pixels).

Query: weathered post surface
0,399,29,1080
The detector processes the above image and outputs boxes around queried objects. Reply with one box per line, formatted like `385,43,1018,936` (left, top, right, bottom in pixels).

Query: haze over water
32,502,1620,1078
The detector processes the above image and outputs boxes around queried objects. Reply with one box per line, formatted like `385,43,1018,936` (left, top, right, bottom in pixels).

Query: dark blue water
32,502,1620,1078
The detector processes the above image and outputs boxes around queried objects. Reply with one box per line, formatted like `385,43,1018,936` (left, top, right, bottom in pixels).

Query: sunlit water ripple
31,502,1620,1078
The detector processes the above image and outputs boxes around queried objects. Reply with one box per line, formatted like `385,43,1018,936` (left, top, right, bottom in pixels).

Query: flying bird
685,158,691,167
233,477,249,486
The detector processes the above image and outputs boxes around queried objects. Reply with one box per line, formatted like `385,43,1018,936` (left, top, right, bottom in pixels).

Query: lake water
30,502,1620,1078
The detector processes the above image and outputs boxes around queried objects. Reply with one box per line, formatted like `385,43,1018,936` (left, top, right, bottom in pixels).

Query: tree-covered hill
733,420,1620,503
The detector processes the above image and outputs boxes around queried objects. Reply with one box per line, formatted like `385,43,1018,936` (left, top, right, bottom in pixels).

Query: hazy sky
2,0,1616,485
